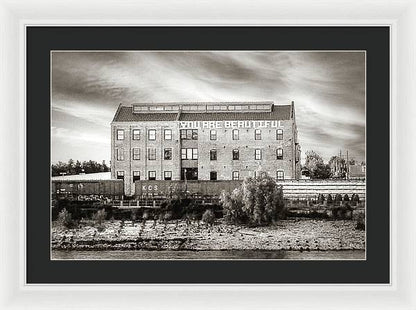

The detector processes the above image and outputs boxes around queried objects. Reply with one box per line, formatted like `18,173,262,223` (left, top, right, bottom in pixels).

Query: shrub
164,211,173,222
317,194,325,204
352,194,360,203
92,208,107,228
57,208,74,228
202,209,215,226
356,212,365,230
220,176,284,226
334,194,343,204
327,194,333,204
343,194,350,202
130,209,138,222
142,210,150,222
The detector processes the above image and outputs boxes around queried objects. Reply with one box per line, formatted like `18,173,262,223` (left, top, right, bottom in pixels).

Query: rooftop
112,101,294,122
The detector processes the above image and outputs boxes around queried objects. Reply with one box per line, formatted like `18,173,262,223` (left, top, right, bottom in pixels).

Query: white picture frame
0,0,414,309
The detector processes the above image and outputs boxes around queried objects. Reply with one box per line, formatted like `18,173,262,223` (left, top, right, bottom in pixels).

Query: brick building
111,101,301,195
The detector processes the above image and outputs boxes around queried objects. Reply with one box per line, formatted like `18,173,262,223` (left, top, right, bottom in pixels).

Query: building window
148,148,156,160
148,171,156,180
210,149,217,160
164,171,172,180
117,129,124,140
232,171,239,180
164,148,172,160
192,148,198,159
133,171,140,182
232,149,239,160
276,129,283,140
276,148,283,160
232,129,239,140
277,170,284,180
210,171,217,181
148,129,156,141
164,129,172,140
132,129,140,140
210,129,217,140
116,149,124,161
116,171,124,180
255,149,262,160
181,148,198,160
132,148,140,160
180,129,198,140
255,129,262,140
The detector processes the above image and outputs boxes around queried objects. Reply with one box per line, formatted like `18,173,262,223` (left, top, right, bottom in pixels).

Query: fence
276,179,366,201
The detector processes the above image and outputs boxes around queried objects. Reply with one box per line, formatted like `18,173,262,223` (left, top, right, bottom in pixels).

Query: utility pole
346,150,349,180
184,168,188,197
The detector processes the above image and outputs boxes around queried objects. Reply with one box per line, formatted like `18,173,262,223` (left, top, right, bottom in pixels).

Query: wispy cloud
52,51,365,163
52,126,109,145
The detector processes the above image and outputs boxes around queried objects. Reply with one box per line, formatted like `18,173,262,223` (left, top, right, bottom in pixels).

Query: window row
181,148,198,160
117,170,284,181
117,147,284,161
116,129,172,141
116,148,173,161
117,128,284,141
180,129,198,140
210,148,284,161
210,128,283,141
117,170,173,181
209,170,285,180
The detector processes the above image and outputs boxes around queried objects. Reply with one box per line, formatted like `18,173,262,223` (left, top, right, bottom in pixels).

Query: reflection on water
52,249,365,260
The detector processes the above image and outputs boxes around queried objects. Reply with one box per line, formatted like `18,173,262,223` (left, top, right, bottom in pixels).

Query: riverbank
52,218,365,252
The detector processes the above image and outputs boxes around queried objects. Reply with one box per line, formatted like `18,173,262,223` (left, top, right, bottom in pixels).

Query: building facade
111,101,301,195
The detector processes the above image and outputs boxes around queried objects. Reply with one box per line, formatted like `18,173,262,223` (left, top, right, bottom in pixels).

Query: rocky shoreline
52,218,365,252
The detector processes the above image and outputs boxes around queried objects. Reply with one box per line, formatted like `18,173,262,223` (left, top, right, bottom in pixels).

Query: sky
52,51,365,164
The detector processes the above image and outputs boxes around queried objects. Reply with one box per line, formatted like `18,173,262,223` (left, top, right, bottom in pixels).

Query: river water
52,249,365,260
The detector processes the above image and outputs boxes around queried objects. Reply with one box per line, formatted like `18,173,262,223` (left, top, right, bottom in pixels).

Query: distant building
111,101,301,195
349,163,366,179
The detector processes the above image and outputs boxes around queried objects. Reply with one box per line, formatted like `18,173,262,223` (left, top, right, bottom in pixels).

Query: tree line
52,159,109,176
303,150,363,179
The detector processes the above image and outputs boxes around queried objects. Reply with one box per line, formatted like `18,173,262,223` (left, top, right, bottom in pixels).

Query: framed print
1,0,415,309
27,26,387,284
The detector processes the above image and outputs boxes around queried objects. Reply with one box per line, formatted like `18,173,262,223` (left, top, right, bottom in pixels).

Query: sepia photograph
50,51,366,260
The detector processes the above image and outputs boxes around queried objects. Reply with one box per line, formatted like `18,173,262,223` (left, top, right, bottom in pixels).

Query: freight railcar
52,179,124,201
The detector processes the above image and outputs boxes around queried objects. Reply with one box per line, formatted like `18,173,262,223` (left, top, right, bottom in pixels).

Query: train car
52,179,124,201
134,180,242,198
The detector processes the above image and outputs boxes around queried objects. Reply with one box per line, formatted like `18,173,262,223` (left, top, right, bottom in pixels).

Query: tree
67,159,75,175
328,155,346,178
220,176,284,226
51,159,109,176
311,163,332,179
74,160,83,174
304,150,324,174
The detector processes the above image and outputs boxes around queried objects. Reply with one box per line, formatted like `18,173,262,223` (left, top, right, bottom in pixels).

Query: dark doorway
181,168,198,180
210,171,217,180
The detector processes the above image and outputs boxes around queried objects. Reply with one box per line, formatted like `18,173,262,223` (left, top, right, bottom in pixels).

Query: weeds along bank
51,218,365,251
